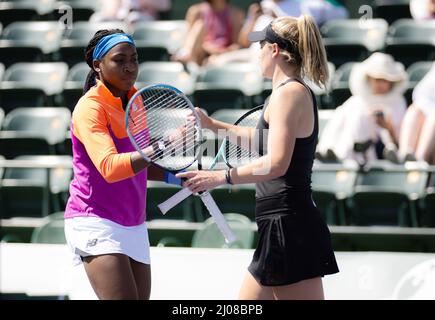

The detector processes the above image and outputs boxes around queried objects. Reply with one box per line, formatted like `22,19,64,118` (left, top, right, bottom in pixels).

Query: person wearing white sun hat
317,52,408,164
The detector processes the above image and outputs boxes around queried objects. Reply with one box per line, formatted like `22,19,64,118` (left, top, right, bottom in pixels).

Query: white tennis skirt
64,216,151,267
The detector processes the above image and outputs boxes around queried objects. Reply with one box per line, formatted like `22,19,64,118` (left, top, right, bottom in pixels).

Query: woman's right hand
195,107,214,130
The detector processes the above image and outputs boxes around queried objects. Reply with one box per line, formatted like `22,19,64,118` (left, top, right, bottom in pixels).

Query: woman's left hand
176,170,227,193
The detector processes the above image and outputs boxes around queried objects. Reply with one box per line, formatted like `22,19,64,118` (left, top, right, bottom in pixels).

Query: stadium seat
0,155,72,218
191,213,254,249
62,62,89,110
405,61,433,105
0,62,68,112
0,62,4,81
347,161,428,227
146,181,197,222
0,21,63,67
132,20,187,61
30,219,66,244
136,62,195,95
385,19,435,68
330,62,356,108
207,184,256,221
0,107,71,159
0,154,4,178
0,108,4,129
51,0,97,22
420,166,435,227
374,0,412,25
156,236,184,247
0,0,55,27
321,19,388,68
194,63,263,113
59,21,128,67
312,161,358,225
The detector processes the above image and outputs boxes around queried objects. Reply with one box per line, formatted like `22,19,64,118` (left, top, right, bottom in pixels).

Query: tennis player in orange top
64,29,182,300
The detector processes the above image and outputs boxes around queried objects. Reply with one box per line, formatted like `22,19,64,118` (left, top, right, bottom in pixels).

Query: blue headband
93,33,136,61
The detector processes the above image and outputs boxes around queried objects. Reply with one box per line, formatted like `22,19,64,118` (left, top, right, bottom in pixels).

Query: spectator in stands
261,0,348,26
64,29,182,299
395,62,435,164
171,0,245,66
410,0,435,20
208,0,348,66
91,0,171,25
317,53,408,164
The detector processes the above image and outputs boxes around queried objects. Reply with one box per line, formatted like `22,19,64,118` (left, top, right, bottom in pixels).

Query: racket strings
225,109,263,167
126,87,202,170
131,102,200,163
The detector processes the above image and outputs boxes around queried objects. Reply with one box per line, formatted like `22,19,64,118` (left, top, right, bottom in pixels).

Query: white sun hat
363,52,407,82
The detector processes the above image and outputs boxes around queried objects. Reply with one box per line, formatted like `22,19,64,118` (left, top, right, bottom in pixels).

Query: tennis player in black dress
177,15,339,300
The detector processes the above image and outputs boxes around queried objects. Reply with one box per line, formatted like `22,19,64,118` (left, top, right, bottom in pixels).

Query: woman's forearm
228,154,284,185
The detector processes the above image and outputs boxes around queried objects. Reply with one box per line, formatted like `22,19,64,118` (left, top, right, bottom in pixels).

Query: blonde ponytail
272,15,329,88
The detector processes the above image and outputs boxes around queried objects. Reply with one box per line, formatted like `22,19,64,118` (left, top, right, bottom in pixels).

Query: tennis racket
125,84,236,243
157,105,264,215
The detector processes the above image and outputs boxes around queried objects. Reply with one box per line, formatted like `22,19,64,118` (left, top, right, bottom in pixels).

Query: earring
95,69,100,72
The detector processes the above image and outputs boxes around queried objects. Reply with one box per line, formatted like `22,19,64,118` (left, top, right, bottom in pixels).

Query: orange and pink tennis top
65,80,148,226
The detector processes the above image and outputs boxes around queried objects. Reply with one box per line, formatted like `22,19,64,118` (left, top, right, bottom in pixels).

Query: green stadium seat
156,236,184,247
191,213,254,249
347,161,428,227
312,161,358,225
30,219,66,244
0,108,4,129
385,19,435,68
374,0,412,25
420,166,435,227
136,62,195,95
0,0,55,27
0,21,63,67
206,184,256,222
331,62,355,108
0,62,4,80
405,61,433,105
0,155,72,218
321,19,388,68
62,62,89,110
0,154,4,178
146,181,197,222
59,21,128,67
132,20,187,59
0,107,71,159
194,63,263,113
0,62,68,111
52,0,97,22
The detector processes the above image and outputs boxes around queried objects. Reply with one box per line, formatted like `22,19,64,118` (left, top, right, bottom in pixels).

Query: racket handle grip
200,192,237,244
158,187,193,215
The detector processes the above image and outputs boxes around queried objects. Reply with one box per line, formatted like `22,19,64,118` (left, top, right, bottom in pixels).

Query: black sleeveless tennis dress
248,78,339,286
